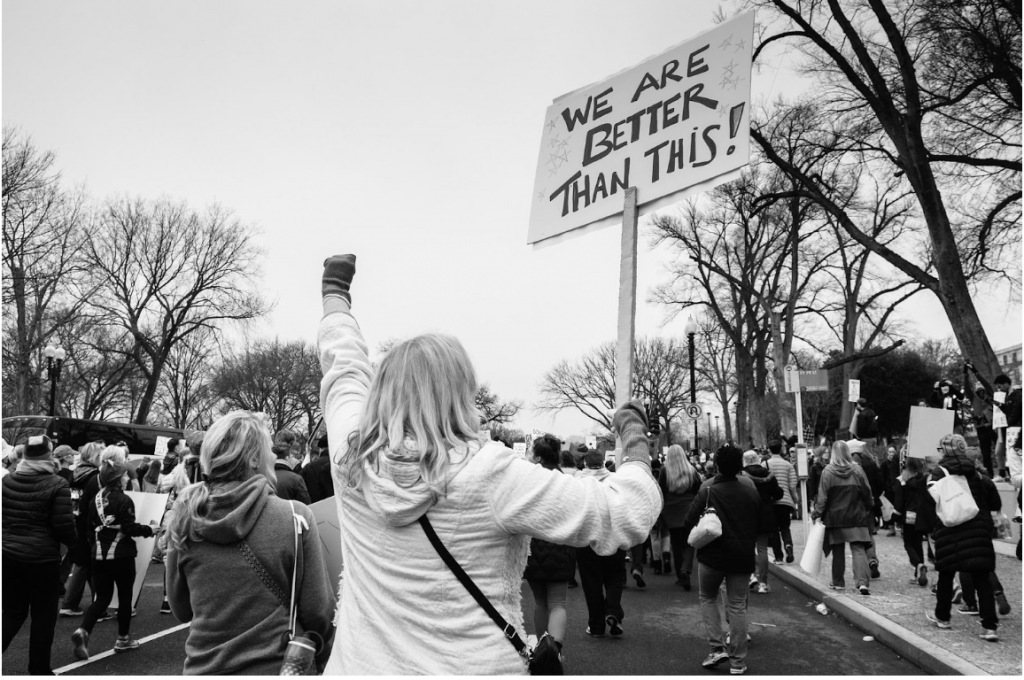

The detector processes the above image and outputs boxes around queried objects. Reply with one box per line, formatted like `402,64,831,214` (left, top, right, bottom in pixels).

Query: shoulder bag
687,484,722,548
419,515,561,675
927,466,979,527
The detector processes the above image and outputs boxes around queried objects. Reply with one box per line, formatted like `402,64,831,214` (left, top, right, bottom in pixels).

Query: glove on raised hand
612,400,651,468
322,254,356,304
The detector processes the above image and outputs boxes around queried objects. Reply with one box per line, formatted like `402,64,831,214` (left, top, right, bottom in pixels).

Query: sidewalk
769,521,1021,676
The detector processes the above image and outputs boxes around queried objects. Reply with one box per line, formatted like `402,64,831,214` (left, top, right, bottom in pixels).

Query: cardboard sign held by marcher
109,491,168,610
907,406,954,459
848,380,861,403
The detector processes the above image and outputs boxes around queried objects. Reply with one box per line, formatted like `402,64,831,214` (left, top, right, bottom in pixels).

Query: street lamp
684,315,699,454
715,414,720,443
44,343,66,417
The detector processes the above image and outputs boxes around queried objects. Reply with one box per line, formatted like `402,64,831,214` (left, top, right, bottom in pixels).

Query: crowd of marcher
2,254,1021,675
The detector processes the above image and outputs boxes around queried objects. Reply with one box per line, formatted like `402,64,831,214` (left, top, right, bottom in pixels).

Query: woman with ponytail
163,411,335,675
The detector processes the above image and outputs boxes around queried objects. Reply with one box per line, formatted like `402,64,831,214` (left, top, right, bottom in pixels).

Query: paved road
4,560,926,675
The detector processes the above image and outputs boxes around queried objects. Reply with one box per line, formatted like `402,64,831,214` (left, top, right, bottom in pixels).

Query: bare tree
82,197,271,423
52,318,141,421
154,327,219,430
475,384,523,426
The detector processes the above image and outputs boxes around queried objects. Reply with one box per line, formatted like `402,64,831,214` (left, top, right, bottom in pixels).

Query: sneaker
59,607,84,617
785,544,794,564
995,591,1011,616
632,570,646,589
952,584,963,605
131,607,138,618
71,628,90,660
606,614,623,637
702,650,729,669
979,629,998,642
676,572,692,591
869,561,880,579
858,585,870,596
917,564,928,587
772,558,785,566
829,583,845,590
160,600,172,615
96,610,113,623
730,665,748,675
584,626,605,638
113,635,140,653
931,583,938,596
757,583,771,594
749,574,759,590
958,604,980,616
925,612,952,629
886,529,897,537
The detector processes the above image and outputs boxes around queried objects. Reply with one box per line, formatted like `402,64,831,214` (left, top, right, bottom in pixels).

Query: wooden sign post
615,187,640,408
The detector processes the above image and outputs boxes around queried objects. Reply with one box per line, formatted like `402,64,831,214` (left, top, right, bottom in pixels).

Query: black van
2,415,185,459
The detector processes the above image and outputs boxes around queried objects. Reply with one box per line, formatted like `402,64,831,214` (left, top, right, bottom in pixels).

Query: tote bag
687,487,722,549
799,520,826,575
927,466,978,527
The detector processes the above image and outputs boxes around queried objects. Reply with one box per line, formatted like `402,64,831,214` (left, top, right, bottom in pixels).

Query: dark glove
322,255,357,304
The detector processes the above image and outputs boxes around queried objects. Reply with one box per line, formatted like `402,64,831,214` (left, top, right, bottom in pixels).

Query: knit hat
185,430,205,457
24,435,53,460
742,450,761,467
584,449,605,469
938,433,968,458
99,457,128,487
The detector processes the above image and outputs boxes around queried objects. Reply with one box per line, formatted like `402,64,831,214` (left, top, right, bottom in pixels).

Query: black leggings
82,558,136,636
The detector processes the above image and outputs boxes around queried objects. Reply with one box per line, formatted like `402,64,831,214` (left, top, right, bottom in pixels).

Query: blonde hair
663,444,698,493
831,440,852,466
79,441,105,467
167,411,276,551
99,445,127,466
343,333,483,494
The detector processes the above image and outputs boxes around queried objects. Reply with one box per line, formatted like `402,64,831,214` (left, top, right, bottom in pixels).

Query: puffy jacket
743,465,783,533
930,452,999,573
658,468,701,529
70,463,100,565
301,455,334,504
273,461,311,504
89,484,155,561
814,464,872,529
893,473,937,533
2,465,77,563
681,475,760,574
523,465,575,581
766,455,799,508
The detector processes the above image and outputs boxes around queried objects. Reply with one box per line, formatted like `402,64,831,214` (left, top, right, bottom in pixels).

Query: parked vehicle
1,416,185,464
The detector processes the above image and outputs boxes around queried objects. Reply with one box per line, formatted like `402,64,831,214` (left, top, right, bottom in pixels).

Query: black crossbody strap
418,515,529,657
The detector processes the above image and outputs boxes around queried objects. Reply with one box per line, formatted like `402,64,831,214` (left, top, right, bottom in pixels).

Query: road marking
53,622,189,675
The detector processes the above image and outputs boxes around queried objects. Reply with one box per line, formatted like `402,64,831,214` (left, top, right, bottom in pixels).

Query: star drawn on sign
537,190,546,201
549,133,563,149
723,59,737,78
718,34,734,50
719,73,736,89
716,102,728,118
734,37,746,53
547,119,558,132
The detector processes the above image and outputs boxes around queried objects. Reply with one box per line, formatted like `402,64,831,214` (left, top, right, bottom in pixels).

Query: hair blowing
167,411,276,551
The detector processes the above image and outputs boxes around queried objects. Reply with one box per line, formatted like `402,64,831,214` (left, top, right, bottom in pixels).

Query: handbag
418,516,558,674
687,485,722,548
799,520,826,575
927,466,979,527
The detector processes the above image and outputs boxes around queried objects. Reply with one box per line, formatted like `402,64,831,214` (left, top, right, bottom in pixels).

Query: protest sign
110,491,168,609
310,498,343,582
586,436,597,450
528,11,755,246
513,442,528,458
153,436,172,459
848,379,860,402
907,406,954,459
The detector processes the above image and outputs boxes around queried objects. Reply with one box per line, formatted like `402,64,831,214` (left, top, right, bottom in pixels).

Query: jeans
577,546,625,633
527,579,568,642
82,558,136,637
937,569,997,630
668,527,695,578
2,557,61,675
698,563,749,669
754,533,770,585
830,541,870,588
62,561,95,610
903,525,925,567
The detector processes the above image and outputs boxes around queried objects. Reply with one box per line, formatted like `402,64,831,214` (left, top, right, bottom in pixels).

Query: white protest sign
586,436,597,450
153,436,172,459
784,366,800,393
513,442,528,458
848,380,861,402
310,497,343,582
110,491,168,609
992,391,1008,428
907,406,954,459
527,11,755,245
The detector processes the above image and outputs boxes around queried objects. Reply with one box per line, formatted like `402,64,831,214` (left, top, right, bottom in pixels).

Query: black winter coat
930,452,999,573
70,464,100,565
893,473,937,533
880,457,900,502
743,465,783,533
274,462,311,505
300,456,334,504
523,466,575,581
89,484,154,561
2,466,77,563
681,475,760,574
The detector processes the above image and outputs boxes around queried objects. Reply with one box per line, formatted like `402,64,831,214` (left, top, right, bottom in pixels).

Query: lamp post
44,343,66,417
684,316,699,454
715,415,720,443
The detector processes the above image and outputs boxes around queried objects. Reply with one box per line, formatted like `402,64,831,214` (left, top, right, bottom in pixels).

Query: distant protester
812,441,874,596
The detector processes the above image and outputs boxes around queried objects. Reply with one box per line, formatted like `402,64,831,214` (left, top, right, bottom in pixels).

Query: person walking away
165,411,336,674
71,446,157,659
849,439,884,579
812,441,874,595
317,254,661,673
142,459,162,492
272,429,305,475
806,446,828,506
765,440,799,564
522,435,572,663
964,365,996,478
924,434,1002,641
681,445,760,675
301,435,334,503
60,442,104,618
659,444,702,590
893,456,937,586
156,433,203,614
880,445,902,536
2,435,78,675
271,436,311,504
742,451,783,594
52,445,77,598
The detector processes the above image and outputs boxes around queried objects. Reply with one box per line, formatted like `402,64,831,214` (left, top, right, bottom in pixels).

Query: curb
768,562,990,676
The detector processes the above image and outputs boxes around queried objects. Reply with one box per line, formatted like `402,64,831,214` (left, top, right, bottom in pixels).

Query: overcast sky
3,0,1020,439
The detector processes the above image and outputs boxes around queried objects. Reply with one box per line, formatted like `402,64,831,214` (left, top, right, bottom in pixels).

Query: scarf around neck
17,458,61,475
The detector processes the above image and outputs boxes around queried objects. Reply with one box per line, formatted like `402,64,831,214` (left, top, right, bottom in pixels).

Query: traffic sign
684,403,703,420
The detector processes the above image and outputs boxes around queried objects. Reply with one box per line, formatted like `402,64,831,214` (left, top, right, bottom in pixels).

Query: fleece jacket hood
359,436,483,528
827,463,856,479
199,475,272,545
578,466,612,483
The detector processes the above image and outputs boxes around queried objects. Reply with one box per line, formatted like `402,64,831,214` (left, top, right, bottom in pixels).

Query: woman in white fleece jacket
318,255,662,675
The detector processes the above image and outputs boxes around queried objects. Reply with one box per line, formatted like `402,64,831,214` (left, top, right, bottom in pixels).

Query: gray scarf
16,458,61,475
